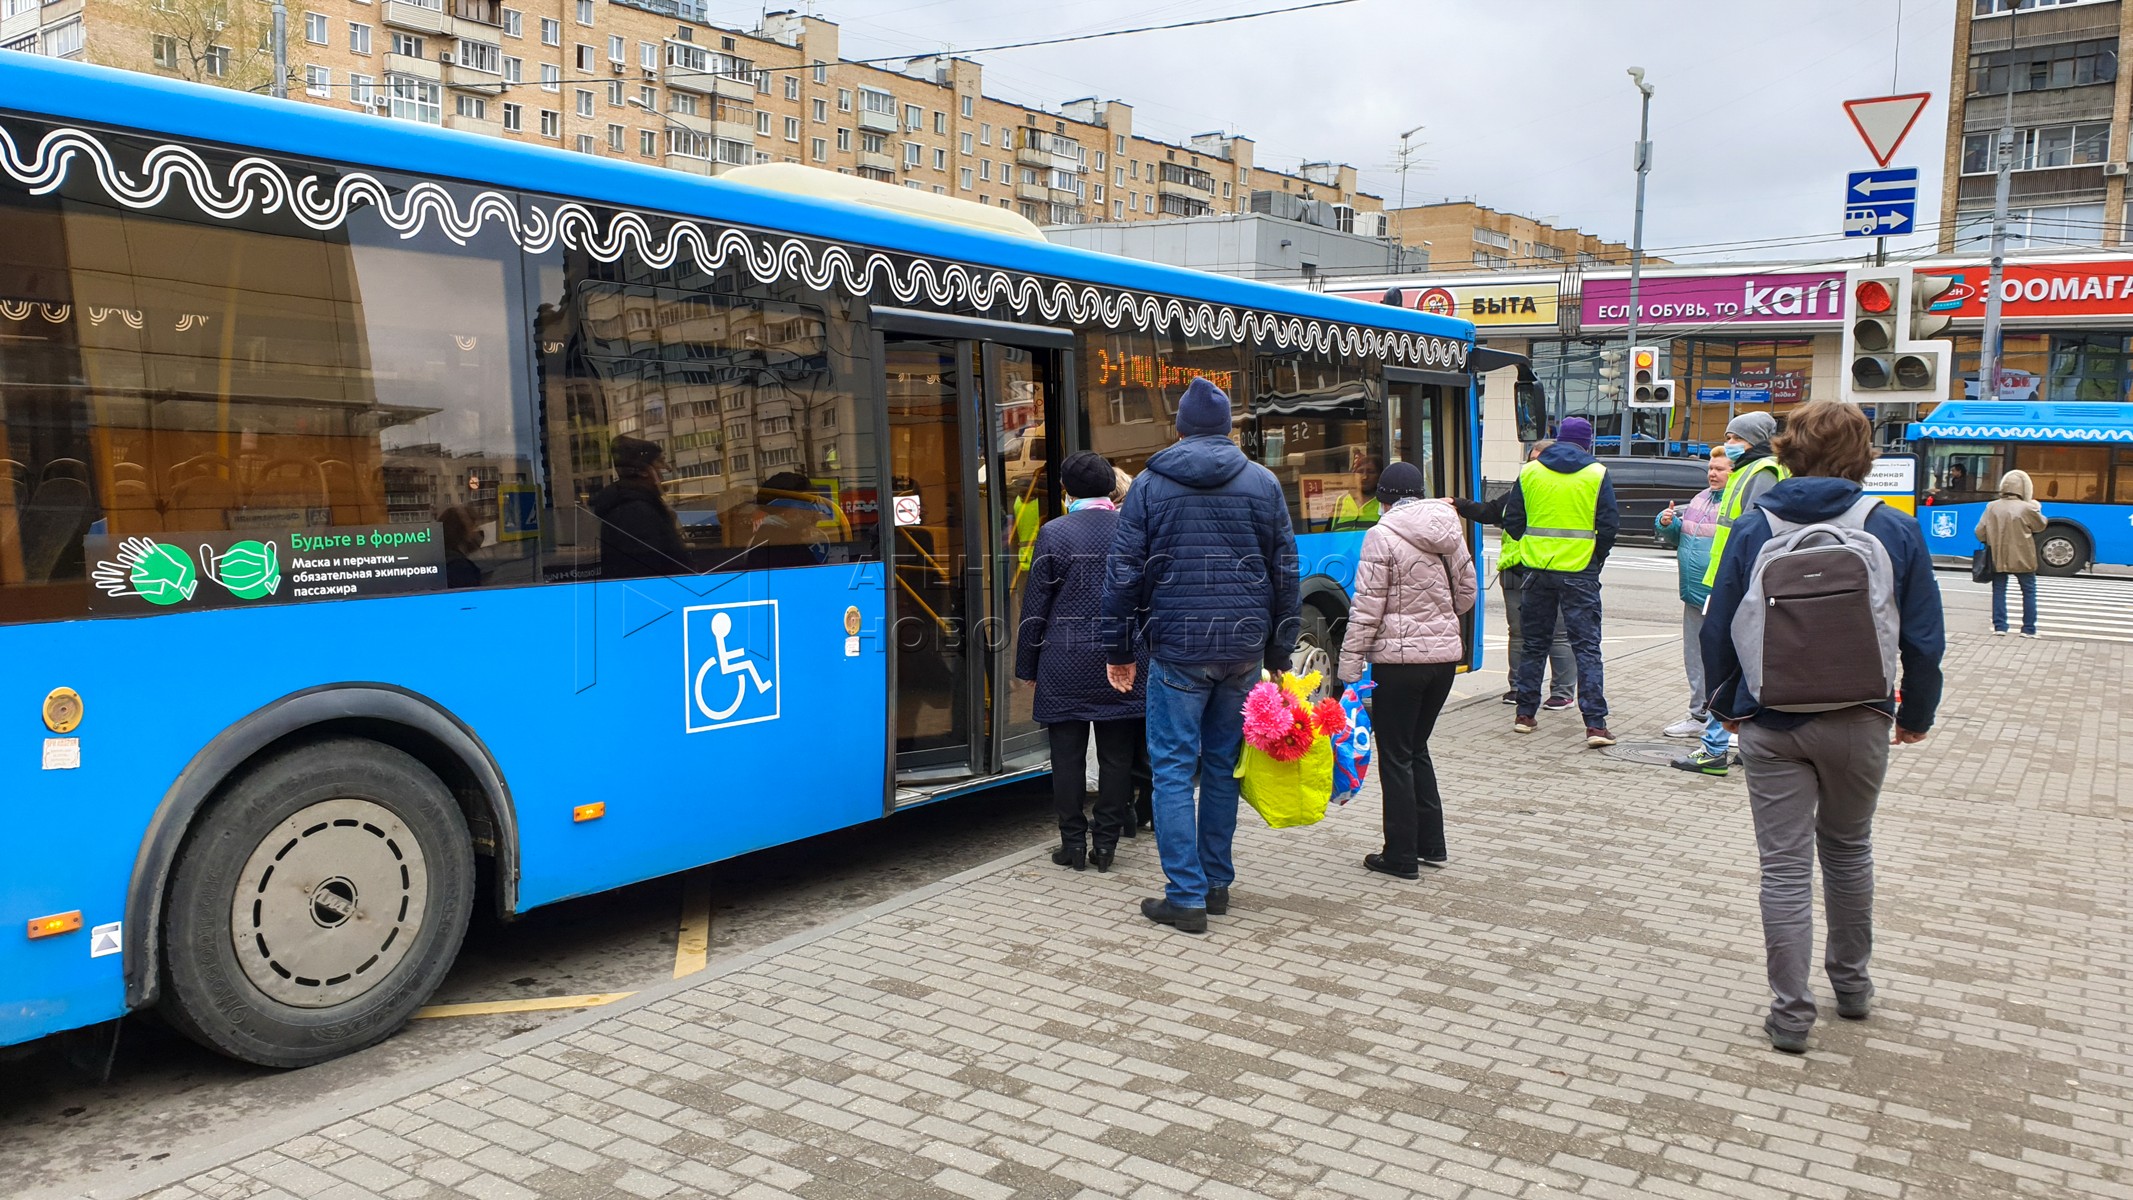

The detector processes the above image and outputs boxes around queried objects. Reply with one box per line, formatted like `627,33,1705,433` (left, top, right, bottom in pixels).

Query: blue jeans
1514,570,1607,724
1701,712,1730,759
1144,657,1257,909
1992,572,2037,634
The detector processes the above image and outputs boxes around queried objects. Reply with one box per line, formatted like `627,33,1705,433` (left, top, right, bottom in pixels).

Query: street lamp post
1389,123,1424,274
1619,67,1655,458
270,0,287,98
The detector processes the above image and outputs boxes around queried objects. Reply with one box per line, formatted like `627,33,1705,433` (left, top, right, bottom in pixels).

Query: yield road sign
1847,167,1918,202
1844,203,1915,237
1844,93,1931,167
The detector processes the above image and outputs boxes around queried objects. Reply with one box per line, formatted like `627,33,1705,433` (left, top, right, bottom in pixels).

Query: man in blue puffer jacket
1103,377,1299,935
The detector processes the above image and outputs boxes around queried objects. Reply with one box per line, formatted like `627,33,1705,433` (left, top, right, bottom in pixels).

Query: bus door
876,314,1070,792
1387,367,1478,665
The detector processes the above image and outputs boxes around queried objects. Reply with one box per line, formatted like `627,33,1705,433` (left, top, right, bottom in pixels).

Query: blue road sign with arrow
1844,167,1917,238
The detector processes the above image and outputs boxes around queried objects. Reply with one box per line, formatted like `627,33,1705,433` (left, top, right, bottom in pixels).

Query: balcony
1014,179,1048,203
382,0,448,34
857,106,897,134
711,116,754,143
443,107,501,136
663,153,713,176
442,60,501,90
385,51,442,83
857,148,895,174
1157,176,1214,200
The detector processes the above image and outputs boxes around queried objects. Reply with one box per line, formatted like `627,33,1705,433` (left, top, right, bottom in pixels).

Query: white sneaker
1662,716,1706,739
1992,629,2008,636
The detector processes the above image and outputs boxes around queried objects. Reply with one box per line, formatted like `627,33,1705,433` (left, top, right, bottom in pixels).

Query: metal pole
1981,7,2017,402
1621,71,1653,457
271,0,287,98
1391,124,1423,275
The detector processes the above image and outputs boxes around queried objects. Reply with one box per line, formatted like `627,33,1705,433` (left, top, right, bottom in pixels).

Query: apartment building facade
0,2,1380,230
1939,0,2133,251
1384,201,1635,274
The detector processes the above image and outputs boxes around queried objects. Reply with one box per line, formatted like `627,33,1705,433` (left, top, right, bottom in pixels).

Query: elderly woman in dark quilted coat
1015,451,1147,873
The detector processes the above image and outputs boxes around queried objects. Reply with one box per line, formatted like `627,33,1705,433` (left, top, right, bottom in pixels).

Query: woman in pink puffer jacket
1337,461,1478,880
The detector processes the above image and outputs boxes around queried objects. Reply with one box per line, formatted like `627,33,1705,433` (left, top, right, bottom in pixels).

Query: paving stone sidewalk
76,630,2132,1200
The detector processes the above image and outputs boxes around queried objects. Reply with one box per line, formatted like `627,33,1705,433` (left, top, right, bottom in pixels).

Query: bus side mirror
1514,381,1546,443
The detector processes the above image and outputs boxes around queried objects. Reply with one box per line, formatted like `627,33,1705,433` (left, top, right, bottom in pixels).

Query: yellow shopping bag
1235,669,1337,828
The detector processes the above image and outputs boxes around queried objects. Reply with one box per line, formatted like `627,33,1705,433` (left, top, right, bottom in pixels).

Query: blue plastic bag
1330,676,1375,806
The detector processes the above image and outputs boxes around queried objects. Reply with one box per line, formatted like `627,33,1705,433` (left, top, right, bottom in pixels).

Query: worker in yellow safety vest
1454,442,1576,708
1672,410,1790,778
1500,416,1619,746
1329,458,1384,531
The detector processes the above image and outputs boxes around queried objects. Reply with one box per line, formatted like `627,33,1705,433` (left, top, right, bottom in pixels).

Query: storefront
1918,259,2133,404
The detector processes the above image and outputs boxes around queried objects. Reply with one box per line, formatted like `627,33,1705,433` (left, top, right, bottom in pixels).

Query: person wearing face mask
1672,411,1788,777
1653,445,1732,740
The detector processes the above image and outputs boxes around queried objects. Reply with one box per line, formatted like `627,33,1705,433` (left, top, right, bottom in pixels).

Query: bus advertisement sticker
86,524,448,614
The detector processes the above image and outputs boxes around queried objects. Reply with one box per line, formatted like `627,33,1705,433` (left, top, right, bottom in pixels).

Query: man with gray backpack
1700,401,1945,1056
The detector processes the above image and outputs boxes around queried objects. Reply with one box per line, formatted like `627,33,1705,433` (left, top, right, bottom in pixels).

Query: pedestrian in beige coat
1337,462,1477,879
1976,469,2048,637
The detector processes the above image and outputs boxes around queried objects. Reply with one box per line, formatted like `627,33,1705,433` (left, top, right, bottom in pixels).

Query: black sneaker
1205,886,1229,915
1670,750,1729,777
1765,1017,1808,1055
1364,853,1420,880
1140,897,1207,933
1499,690,1518,706
1836,989,1872,1020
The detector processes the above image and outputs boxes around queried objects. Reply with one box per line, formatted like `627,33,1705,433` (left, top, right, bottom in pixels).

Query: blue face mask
1723,443,1747,462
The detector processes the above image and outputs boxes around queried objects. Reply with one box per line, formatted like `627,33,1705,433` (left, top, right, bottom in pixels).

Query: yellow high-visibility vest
1701,455,1789,588
1516,458,1606,573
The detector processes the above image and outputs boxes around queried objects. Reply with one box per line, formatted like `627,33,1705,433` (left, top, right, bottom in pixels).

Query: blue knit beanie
1174,377,1232,437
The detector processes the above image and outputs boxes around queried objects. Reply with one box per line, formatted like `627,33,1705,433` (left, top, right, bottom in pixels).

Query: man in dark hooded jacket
1502,416,1620,746
1102,377,1299,935
591,436,687,579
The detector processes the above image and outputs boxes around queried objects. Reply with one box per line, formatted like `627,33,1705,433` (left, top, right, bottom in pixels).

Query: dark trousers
1047,719,1140,849
1501,568,1574,700
1515,569,1607,723
1373,662,1458,867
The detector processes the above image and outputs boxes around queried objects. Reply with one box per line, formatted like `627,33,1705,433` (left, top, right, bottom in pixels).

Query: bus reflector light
573,802,606,823
27,911,82,939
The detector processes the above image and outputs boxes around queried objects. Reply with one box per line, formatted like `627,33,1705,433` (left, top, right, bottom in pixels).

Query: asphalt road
1,539,1979,1192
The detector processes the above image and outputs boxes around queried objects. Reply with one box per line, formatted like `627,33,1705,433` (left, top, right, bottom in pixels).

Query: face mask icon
201,539,282,600
91,536,198,606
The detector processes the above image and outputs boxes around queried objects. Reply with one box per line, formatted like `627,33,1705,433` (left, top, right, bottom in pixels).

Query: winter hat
1174,376,1233,437
1557,417,1594,452
1376,461,1429,503
1726,411,1778,450
611,435,665,476
1060,450,1116,499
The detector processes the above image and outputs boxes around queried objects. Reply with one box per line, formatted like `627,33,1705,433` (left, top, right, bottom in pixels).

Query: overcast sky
704,0,1958,270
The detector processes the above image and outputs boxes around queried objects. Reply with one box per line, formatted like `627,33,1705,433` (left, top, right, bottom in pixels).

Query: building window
1144,194,1154,214
812,62,826,84
304,65,330,96
640,41,655,69
458,39,500,73
574,0,591,23
757,109,771,134
640,129,656,156
639,84,655,108
933,111,945,134
303,11,327,43
577,89,594,117
1222,181,1232,198
457,94,486,119
1113,198,1124,220
933,147,946,170
960,132,972,154
540,63,559,91
671,91,696,115
1961,122,2112,173
348,22,371,53
960,95,973,118
812,97,827,122
980,159,991,182
575,44,595,71
836,127,850,150
605,79,622,105
576,134,596,153
904,103,921,130
837,87,851,112
1974,0,2100,13
783,115,799,141
755,69,770,93
392,32,423,57
1968,39,2119,95
502,8,520,36
1115,166,1124,186
1094,150,1105,170
783,75,799,100
606,34,622,61
540,17,559,46
502,100,522,129
606,122,624,150
540,108,560,137
386,73,441,123
811,137,826,161
502,55,521,82
151,34,178,67
980,122,991,145
959,167,972,190
350,73,374,104
861,131,885,154
904,141,922,167
1092,183,1103,202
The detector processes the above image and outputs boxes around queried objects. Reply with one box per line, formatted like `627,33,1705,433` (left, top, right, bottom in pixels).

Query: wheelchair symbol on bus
683,600,781,732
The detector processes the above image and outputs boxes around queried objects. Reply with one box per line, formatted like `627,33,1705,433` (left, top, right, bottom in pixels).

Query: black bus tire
159,737,474,1069
2035,524,2090,578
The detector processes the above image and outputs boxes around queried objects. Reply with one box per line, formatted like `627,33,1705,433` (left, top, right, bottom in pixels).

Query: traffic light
1630,345,1660,405
1842,268,1951,403
1651,378,1676,407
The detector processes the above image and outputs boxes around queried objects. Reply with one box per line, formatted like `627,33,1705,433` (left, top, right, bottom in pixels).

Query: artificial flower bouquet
1235,670,1348,828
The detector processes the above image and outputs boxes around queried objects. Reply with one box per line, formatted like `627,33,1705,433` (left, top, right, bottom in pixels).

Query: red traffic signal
1854,279,1894,314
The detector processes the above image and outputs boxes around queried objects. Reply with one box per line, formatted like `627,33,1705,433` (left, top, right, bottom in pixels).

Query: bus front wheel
159,738,474,1068
2035,524,2091,577
1294,603,1343,698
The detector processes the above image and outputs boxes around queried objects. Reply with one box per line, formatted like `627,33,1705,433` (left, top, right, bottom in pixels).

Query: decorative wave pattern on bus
1922,424,2133,443
0,123,1469,372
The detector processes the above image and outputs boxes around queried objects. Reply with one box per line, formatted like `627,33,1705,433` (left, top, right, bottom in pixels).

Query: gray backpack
1732,496,1899,712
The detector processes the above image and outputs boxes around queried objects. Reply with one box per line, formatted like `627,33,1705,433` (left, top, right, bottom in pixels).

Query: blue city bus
1910,401,2133,574
0,56,1483,1065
